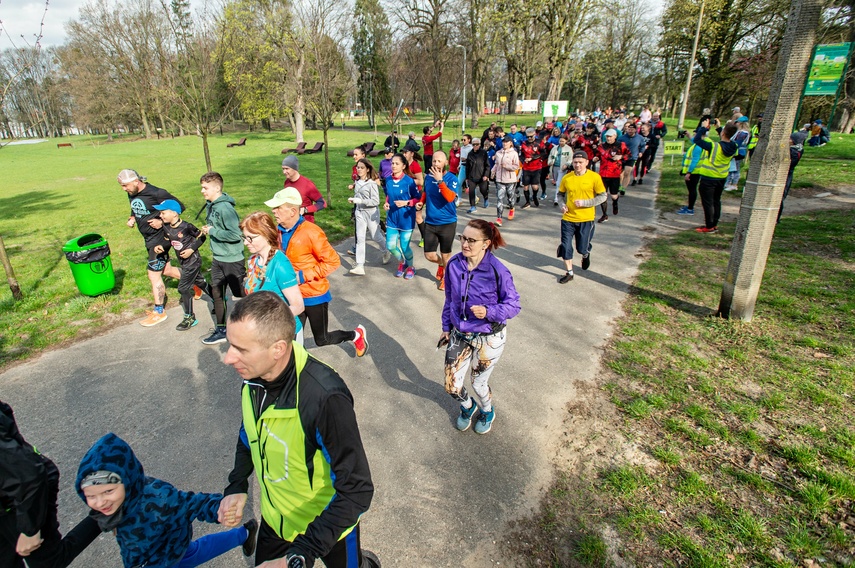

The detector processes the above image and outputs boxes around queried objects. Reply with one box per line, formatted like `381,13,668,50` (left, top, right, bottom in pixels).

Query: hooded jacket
491,147,520,184
0,400,59,538
75,433,221,568
278,218,341,305
205,193,244,263
441,251,521,334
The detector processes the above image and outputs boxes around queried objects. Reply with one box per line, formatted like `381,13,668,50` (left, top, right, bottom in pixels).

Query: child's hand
16,531,43,556
217,493,247,527
153,245,164,254
179,249,194,259
127,217,136,228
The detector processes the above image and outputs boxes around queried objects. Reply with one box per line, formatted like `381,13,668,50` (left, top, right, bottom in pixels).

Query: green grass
510,138,855,567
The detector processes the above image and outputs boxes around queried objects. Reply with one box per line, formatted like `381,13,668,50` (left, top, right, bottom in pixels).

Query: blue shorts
559,220,595,260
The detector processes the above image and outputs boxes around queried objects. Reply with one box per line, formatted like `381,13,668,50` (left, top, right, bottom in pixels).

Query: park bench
227,137,247,147
57,143,73,148
299,142,324,154
282,141,307,154
347,141,375,157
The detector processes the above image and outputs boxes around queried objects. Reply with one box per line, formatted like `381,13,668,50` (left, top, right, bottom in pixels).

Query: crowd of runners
8,103,773,568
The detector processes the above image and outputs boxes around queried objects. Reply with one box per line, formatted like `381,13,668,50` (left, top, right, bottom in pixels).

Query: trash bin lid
62,233,107,253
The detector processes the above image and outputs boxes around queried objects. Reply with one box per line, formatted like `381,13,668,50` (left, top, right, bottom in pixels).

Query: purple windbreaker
441,251,521,334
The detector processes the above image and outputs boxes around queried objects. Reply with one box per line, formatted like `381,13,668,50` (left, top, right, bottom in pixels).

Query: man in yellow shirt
557,150,607,283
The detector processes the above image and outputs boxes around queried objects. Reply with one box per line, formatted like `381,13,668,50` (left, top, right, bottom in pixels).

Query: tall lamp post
677,0,705,131
455,44,467,133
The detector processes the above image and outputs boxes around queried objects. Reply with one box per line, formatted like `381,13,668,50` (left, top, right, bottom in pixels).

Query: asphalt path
0,166,658,567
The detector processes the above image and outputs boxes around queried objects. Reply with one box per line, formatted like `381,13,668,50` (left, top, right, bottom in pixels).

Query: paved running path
0,167,659,567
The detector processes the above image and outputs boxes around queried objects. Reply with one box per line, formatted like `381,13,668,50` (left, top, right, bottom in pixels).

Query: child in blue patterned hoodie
75,433,257,568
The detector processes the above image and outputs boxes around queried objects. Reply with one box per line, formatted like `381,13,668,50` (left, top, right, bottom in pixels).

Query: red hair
467,219,506,250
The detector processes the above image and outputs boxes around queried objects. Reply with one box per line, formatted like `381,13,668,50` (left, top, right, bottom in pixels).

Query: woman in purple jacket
439,219,521,435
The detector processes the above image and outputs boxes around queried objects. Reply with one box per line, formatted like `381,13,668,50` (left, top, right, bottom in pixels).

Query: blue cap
736,116,749,123
815,119,823,124
153,199,183,214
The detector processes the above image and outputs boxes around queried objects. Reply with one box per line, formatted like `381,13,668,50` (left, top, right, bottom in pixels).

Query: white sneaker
382,250,392,264
350,265,365,275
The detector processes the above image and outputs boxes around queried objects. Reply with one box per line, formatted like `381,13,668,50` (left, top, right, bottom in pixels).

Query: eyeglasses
458,234,485,245
243,234,260,243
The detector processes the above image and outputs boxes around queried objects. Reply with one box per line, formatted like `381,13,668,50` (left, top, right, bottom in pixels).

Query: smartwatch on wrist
286,554,307,568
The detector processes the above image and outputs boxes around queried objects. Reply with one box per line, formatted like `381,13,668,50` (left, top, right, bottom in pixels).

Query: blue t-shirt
618,133,646,159
249,250,303,334
424,172,459,226
511,131,526,148
385,175,420,230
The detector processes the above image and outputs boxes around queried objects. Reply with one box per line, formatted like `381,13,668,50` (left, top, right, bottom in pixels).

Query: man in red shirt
281,155,326,223
422,121,443,171
519,127,545,208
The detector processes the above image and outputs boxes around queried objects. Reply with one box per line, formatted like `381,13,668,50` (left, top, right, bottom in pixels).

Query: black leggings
638,146,657,178
698,177,726,228
685,173,700,210
467,179,489,205
298,302,355,346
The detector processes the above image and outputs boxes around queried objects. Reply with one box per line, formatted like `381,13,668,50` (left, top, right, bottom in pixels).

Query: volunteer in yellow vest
556,150,607,283
693,119,742,233
747,113,763,158
676,129,706,216
217,292,378,568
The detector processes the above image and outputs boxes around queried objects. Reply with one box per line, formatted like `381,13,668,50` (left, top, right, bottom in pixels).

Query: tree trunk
322,127,332,206
718,0,823,321
201,130,212,172
0,235,23,301
139,106,152,139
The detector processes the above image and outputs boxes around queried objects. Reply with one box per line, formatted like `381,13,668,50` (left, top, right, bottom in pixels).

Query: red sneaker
438,278,445,291
695,226,718,233
508,208,515,220
435,265,444,281
495,217,503,227
353,325,368,357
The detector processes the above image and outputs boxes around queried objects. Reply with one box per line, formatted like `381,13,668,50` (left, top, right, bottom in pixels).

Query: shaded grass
511,153,855,566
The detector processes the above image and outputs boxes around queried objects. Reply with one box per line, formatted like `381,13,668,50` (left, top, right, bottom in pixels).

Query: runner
422,121,443,171
240,211,306,345
117,169,183,327
402,147,425,247
693,118,742,233
556,151,607,283
547,136,573,205
281,156,326,223
266,187,369,356
439,219,521,435
465,138,490,213
519,128,545,208
384,153,421,280
416,151,459,291
618,123,646,193
348,159,391,275
593,129,629,222
491,136,520,226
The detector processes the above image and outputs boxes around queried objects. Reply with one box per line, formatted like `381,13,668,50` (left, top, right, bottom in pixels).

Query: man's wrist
286,554,307,568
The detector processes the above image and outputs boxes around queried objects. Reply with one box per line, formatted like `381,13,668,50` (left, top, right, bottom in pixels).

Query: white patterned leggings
444,327,507,412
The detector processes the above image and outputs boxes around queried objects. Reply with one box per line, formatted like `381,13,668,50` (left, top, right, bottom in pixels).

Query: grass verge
508,147,855,566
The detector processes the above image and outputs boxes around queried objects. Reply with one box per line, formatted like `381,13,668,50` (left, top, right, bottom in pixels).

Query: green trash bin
62,233,115,296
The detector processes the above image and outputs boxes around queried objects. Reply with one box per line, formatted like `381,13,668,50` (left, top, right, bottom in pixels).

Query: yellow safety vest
747,124,759,150
694,141,731,179
241,342,357,543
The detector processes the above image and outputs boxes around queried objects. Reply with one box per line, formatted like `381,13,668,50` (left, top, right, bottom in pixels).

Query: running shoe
467,206,477,214
140,310,167,327
438,278,445,291
404,266,416,280
483,199,489,208
695,226,718,233
559,271,574,284
631,179,637,186
193,285,204,300
474,407,495,434
613,200,619,215
349,264,365,275
582,254,590,270
533,198,540,207
176,315,198,331
676,206,694,215
638,178,644,185
353,325,368,357
521,202,531,210
435,265,444,281
242,520,258,557
455,401,479,431
598,214,609,223
418,239,424,248
202,327,228,344
495,217,503,227
508,208,515,220
346,247,356,256
619,188,626,196
540,193,547,200
395,262,406,278
382,250,392,264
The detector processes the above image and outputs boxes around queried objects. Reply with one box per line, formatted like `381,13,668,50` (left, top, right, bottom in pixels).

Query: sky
0,0,80,50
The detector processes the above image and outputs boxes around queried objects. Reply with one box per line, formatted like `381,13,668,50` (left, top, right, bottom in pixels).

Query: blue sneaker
455,401,479,431
676,206,694,215
467,206,477,214
483,199,489,208
474,407,495,434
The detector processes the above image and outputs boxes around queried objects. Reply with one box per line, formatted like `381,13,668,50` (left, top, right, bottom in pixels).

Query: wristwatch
286,554,307,568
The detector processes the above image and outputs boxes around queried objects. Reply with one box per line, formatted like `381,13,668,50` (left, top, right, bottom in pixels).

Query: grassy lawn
0,128,386,366
510,133,855,566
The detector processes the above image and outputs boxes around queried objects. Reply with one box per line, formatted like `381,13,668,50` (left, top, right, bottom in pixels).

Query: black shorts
424,222,457,254
603,177,621,195
146,244,170,271
211,259,247,297
622,159,636,168
521,170,540,186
